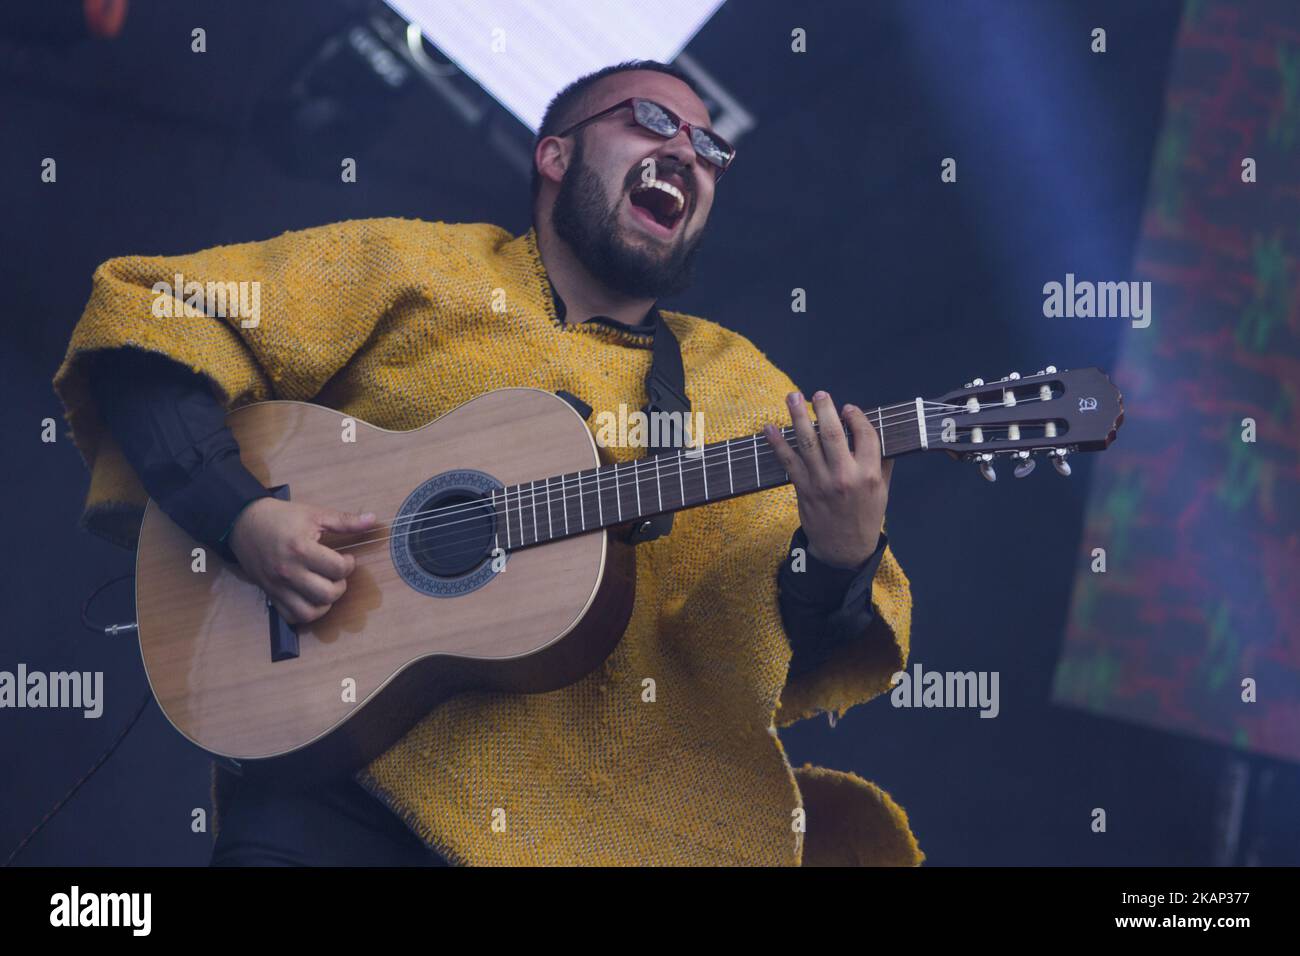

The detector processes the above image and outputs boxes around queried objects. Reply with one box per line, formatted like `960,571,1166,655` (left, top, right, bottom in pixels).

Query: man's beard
550,137,703,300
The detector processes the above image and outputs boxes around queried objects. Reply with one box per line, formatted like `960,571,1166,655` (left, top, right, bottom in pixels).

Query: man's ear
534,135,570,190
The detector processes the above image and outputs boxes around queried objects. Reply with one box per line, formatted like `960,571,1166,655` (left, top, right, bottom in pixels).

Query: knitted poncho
52,219,922,866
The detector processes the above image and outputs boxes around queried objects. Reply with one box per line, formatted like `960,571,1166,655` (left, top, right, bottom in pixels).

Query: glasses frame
553,96,736,181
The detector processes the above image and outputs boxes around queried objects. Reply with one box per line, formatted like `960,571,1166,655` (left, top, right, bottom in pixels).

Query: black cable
80,570,135,633
4,572,148,866
3,692,152,866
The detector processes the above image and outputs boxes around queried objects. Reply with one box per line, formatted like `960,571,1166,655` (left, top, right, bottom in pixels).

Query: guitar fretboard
489,403,929,550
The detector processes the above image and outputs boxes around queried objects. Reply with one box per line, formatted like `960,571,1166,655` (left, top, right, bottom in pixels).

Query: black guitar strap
625,313,690,545
554,312,690,545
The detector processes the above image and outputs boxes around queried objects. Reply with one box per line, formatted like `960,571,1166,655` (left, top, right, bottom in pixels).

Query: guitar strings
321,395,956,548
356,430,822,571
336,392,1056,558
333,392,1059,563
335,406,943,555
331,393,1025,550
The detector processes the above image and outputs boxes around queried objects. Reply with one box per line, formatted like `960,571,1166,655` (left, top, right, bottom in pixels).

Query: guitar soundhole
391,469,504,598
408,491,494,577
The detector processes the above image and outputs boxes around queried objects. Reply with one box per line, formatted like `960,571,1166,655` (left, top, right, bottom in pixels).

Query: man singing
53,60,921,866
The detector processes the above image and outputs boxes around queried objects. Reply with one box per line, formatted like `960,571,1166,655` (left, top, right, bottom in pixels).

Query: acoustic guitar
134,366,1123,783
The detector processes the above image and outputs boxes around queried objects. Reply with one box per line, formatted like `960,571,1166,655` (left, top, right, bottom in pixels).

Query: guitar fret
614,462,622,521
681,450,691,509
517,483,524,544
530,480,538,544
578,472,585,531
516,484,526,545
520,484,529,544
699,444,708,500
506,486,515,549
491,489,501,551
725,438,734,494
655,455,663,512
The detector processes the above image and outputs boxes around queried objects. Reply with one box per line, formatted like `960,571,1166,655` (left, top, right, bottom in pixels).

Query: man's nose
657,126,698,170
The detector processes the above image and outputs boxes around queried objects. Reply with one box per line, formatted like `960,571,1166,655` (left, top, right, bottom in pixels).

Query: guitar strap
554,313,690,545
625,312,690,544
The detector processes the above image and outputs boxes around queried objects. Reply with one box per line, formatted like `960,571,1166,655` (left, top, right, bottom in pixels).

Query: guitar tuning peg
1050,448,1071,476
972,378,985,387
1008,372,1021,381
1013,450,1035,478
1045,365,1057,374
977,454,997,482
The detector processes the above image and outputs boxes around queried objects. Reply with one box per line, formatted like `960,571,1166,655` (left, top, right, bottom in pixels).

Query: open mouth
628,177,687,235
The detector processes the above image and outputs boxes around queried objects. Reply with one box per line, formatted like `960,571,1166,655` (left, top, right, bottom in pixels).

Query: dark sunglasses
554,97,736,180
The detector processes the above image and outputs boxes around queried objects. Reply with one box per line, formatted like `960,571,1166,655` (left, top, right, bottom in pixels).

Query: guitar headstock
928,366,1124,480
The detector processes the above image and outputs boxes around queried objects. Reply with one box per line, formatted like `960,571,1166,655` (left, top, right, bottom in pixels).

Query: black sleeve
86,347,272,564
777,525,889,679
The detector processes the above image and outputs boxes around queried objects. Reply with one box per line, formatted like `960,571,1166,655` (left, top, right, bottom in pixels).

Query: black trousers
210,772,450,867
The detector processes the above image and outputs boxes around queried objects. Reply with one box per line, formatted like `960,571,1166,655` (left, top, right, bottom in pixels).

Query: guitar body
134,388,636,785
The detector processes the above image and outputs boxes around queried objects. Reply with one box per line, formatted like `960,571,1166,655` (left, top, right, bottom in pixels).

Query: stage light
382,0,727,132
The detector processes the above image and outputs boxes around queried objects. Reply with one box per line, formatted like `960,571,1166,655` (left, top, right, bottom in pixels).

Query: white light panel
384,0,726,131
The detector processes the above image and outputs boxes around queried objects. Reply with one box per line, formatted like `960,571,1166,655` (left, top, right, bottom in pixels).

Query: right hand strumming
228,498,377,625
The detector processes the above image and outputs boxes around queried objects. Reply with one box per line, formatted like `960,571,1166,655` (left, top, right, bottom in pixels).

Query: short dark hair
530,59,703,204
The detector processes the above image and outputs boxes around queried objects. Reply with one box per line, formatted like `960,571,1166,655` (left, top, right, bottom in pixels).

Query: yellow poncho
52,218,922,866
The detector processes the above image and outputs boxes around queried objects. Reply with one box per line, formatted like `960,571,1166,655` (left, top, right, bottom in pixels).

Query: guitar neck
489,399,930,550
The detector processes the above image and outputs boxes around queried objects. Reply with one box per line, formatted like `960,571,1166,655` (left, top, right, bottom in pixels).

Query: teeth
634,178,686,216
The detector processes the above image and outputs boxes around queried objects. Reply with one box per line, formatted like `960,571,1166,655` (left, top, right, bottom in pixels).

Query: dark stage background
2,0,1295,865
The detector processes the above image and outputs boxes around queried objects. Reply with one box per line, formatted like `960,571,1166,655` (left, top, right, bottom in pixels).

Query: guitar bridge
264,484,300,662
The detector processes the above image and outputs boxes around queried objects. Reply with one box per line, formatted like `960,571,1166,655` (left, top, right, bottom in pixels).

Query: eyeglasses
554,97,736,180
